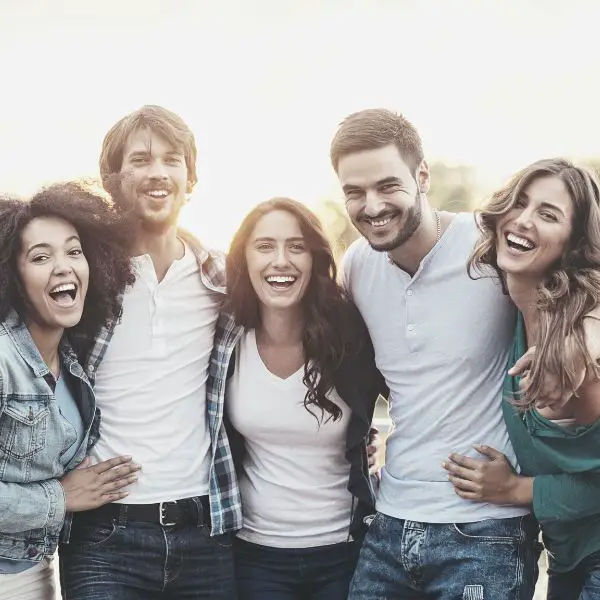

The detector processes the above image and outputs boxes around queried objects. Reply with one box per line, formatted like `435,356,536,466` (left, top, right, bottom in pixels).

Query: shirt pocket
0,397,50,460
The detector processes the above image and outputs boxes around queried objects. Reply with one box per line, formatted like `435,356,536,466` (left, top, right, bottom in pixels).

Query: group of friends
1,105,599,600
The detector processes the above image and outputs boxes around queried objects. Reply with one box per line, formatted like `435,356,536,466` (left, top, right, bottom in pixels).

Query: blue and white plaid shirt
72,230,242,536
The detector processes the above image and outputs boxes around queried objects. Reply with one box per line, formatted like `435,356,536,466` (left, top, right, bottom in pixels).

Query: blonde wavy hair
469,158,600,408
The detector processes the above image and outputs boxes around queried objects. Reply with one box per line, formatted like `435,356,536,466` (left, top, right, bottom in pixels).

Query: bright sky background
1,0,599,250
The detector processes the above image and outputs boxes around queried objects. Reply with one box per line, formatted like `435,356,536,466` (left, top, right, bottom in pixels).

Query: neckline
248,329,304,383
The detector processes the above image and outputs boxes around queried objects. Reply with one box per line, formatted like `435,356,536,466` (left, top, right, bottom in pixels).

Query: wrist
508,475,534,506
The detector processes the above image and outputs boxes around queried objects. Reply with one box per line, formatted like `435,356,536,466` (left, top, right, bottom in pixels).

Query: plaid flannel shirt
71,229,242,536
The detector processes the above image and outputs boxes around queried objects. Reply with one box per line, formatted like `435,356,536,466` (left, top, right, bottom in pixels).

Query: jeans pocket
68,518,120,549
212,531,233,549
452,521,520,545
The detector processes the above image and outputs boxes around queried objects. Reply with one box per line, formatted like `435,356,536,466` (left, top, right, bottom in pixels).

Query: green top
503,313,600,572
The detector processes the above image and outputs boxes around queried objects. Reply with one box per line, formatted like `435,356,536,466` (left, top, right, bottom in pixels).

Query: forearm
0,479,66,533
506,474,534,506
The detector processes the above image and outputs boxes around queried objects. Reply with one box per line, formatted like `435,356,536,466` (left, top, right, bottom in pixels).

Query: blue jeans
348,512,540,599
547,549,600,600
59,509,236,599
234,538,360,600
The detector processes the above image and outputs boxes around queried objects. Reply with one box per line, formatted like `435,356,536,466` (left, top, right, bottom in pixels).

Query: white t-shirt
343,212,528,523
91,244,221,503
227,330,354,548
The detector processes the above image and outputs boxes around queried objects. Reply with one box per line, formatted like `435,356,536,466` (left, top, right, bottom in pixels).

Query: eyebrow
26,235,81,256
540,201,566,217
342,176,403,193
253,236,305,243
125,149,183,159
521,192,567,217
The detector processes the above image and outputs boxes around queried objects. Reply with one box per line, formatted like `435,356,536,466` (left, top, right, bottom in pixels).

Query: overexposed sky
1,0,599,249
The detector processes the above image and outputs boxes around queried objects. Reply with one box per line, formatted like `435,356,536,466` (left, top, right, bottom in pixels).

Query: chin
57,313,84,330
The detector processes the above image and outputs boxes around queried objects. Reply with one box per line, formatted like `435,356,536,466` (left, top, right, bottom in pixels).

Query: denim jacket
0,311,99,565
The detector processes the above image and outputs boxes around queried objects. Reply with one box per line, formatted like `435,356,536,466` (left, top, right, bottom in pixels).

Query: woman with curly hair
0,183,140,599
443,159,600,599
207,198,386,600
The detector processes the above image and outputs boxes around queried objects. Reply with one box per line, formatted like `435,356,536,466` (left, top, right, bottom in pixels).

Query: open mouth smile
505,232,536,253
48,282,79,307
361,213,397,229
265,275,298,290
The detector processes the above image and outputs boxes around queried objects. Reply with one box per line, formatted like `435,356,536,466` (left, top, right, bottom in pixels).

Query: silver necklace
386,209,441,266
434,209,441,242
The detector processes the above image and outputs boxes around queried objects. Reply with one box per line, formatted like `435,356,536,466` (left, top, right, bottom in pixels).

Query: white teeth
266,276,296,283
507,232,535,250
371,217,392,227
147,190,168,197
49,283,76,294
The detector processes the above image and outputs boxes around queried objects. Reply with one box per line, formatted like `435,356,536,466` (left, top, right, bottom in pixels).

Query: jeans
348,512,540,600
59,509,236,599
234,538,360,600
547,549,600,600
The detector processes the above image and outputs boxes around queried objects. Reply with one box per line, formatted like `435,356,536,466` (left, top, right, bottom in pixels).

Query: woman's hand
59,455,141,512
442,445,533,506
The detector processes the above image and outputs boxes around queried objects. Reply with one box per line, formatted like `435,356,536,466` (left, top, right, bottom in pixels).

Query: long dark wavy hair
0,182,134,351
468,158,600,408
225,197,364,422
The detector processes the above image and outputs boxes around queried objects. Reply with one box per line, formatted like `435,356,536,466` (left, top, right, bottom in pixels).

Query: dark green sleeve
533,472,600,523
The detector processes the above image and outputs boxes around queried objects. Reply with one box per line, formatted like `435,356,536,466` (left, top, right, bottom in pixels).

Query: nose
147,159,168,180
53,254,74,275
272,246,291,268
363,189,386,218
513,207,534,230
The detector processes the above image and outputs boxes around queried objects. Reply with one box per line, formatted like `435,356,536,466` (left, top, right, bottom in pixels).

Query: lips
48,282,79,307
505,231,536,252
360,213,397,229
140,188,171,202
265,274,298,290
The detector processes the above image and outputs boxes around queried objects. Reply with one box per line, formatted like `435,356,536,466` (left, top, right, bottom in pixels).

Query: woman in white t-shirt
209,197,385,600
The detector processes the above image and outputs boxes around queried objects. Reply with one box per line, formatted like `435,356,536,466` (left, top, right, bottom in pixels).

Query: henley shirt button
407,324,415,332
407,290,413,296
88,366,95,372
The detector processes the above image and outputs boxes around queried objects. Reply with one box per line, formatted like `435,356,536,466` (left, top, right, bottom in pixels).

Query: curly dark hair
0,182,134,347
225,197,367,422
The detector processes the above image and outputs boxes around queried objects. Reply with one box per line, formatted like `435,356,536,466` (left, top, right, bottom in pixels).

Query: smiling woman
0,183,139,598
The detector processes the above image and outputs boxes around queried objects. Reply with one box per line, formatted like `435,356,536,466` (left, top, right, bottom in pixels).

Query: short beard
364,191,422,252
139,206,182,234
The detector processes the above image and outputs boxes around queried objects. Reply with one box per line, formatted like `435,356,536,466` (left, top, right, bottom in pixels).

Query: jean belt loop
191,497,204,528
117,504,128,529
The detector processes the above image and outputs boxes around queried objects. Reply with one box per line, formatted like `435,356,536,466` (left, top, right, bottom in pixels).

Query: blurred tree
428,162,475,212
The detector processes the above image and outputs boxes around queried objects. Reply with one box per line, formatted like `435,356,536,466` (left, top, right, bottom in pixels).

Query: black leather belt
78,495,210,528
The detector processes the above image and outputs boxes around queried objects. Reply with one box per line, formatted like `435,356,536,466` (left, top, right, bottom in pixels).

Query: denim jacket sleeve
0,372,67,533
0,479,66,533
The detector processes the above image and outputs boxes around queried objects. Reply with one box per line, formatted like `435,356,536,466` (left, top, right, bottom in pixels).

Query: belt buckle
159,501,177,527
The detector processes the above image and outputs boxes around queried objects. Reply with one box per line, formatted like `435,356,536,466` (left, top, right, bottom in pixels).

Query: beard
359,191,423,252
108,176,183,235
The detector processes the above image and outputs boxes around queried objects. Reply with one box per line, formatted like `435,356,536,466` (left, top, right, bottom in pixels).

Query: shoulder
342,237,371,268
178,228,227,288
340,238,378,291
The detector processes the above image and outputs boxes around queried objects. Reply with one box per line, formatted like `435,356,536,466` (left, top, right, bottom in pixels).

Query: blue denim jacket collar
3,310,87,384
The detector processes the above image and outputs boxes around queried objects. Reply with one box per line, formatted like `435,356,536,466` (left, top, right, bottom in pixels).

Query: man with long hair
59,106,240,599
